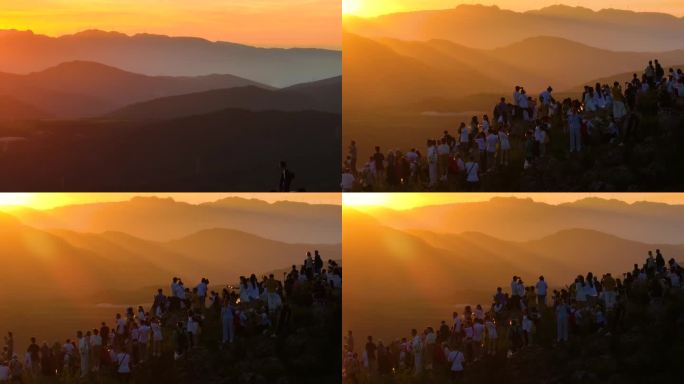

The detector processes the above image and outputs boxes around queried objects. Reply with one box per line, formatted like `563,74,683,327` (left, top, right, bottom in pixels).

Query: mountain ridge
0,28,341,87
344,4,684,51
7,196,342,244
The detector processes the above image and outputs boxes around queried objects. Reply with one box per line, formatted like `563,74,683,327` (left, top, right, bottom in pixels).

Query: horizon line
342,193,684,211
0,28,342,51
0,193,342,212
343,3,684,20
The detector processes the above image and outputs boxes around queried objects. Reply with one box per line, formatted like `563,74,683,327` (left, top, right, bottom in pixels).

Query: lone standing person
279,161,295,192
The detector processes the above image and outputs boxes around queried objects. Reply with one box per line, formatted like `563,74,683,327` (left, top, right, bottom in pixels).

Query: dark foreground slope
0,108,341,191
141,287,342,384
348,258,684,384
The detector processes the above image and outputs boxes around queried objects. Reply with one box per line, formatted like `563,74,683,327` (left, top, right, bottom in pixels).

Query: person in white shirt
340,168,355,191
595,89,606,110
534,124,547,158
196,278,208,308
510,276,521,308
248,275,260,301
474,305,484,321
170,278,181,310
187,313,199,349
451,312,462,344
151,320,164,357
63,339,75,356
584,87,597,112
540,86,553,105
556,300,570,342
585,274,598,304
90,329,103,372
138,322,151,363
129,324,139,359
462,320,474,362
0,360,8,381
485,131,498,171
458,122,470,153
518,90,530,121
485,316,498,356
521,315,534,346
638,270,647,282
481,115,491,133
513,86,522,118
410,329,423,375
454,153,465,176
405,149,418,163
472,320,485,361
498,128,511,166
474,131,486,158
115,314,126,346
77,331,90,377
437,139,451,182
221,300,235,345
427,140,438,188
115,348,131,382
424,328,436,370
446,346,465,379
177,283,187,304
535,276,548,307
568,107,583,153
464,156,479,190
575,278,587,304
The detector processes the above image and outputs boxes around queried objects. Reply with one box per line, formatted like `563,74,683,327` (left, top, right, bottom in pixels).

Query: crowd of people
341,61,684,192
0,252,342,383
343,250,682,383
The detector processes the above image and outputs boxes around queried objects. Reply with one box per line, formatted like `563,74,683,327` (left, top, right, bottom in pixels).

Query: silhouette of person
279,161,295,192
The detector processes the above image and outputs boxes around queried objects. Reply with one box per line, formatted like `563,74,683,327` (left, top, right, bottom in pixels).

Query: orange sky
344,193,684,210
0,0,341,49
0,193,341,211
343,0,684,17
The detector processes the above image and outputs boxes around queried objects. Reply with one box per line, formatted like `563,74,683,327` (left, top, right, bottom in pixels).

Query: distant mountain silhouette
0,61,270,118
109,76,341,120
344,4,684,52
0,109,341,191
0,212,167,301
166,228,340,282
281,75,342,112
343,32,504,111
0,29,341,87
489,37,684,90
10,196,341,244
344,32,684,111
361,197,684,244
0,211,340,302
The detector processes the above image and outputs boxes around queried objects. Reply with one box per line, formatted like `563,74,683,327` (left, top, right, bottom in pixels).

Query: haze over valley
0,195,341,351
343,196,684,341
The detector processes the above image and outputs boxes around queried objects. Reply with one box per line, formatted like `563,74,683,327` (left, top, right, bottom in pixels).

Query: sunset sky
0,193,341,211
344,193,684,210
343,0,684,17
0,0,341,49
